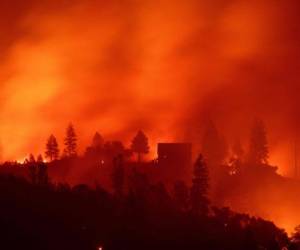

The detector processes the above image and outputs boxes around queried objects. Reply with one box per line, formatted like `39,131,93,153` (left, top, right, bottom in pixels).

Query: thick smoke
1,0,300,235
0,0,300,176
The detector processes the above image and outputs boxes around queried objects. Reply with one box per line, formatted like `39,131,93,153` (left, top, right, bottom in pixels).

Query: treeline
38,118,266,160
1,119,300,249
0,118,284,212
40,124,150,163
23,118,271,171
0,157,293,250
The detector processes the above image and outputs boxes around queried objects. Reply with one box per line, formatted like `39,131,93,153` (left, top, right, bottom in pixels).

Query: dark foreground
0,173,296,250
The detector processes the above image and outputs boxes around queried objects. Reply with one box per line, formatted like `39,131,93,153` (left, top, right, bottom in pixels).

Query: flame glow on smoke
0,0,300,234
0,0,299,167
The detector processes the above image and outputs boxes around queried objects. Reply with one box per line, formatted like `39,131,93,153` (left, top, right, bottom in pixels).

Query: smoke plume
0,0,300,174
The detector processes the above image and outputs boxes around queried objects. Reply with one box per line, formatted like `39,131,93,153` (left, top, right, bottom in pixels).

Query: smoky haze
0,0,300,178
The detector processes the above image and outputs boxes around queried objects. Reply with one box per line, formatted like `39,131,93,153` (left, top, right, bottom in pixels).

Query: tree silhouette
92,132,104,148
37,154,44,163
45,135,60,161
248,119,269,164
173,180,189,211
190,154,209,216
202,120,227,166
0,140,2,163
37,162,49,186
63,124,77,157
130,130,149,163
85,132,104,158
229,139,245,174
104,141,125,158
28,161,37,184
128,168,150,198
232,138,244,159
292,225,300,245
111,154,125,197
29,154,35,163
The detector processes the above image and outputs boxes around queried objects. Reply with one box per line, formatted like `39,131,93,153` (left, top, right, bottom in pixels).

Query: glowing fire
0,0,299,235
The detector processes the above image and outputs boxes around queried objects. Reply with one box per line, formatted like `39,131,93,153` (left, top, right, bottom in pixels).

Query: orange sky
0,0,300,178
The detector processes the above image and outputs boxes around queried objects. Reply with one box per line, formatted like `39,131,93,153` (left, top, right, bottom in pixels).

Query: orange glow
0,0,300,234
1,0,290,163
0,2,296,165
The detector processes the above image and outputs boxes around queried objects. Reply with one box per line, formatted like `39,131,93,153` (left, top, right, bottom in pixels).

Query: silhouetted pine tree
45,135,60,161
92,132,104,148
228,138,245,174
85,132,104,158
232,138,244,159
173,180,189,211
248,119,269,164
105,141,126,158
63,124,77,157
128,168,150,198
0,140,2,163
28,162,37,184
131,130,149,163
29,154,35,163
292,225,300,245
202,120,227,166
111,154,125,197
37,154,44,163
190,154,209,216
37,162,49,186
